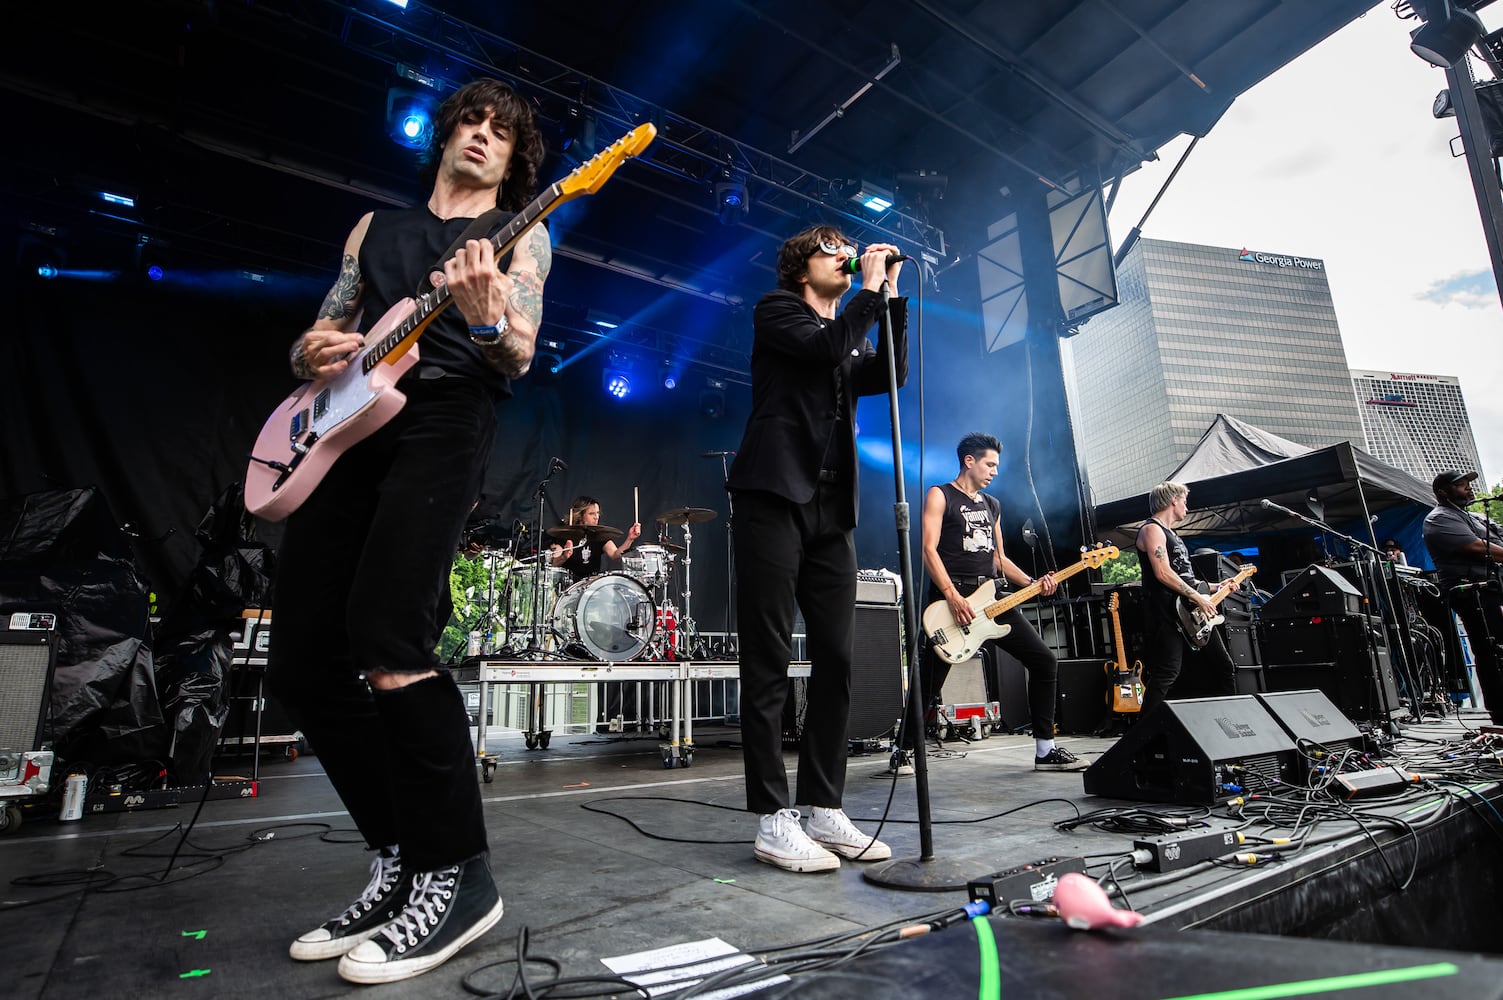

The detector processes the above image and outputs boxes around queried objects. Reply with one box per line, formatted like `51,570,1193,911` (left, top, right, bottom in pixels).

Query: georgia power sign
1238,247,1323,270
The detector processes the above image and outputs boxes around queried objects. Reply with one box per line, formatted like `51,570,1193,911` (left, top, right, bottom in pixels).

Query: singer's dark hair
957,432,1001,466
776,224,853,292
422,78,545,212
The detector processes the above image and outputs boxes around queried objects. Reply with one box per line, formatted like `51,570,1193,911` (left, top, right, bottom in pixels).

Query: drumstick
633,487,639,527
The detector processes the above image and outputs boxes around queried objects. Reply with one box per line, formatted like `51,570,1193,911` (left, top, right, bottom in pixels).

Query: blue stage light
604,372,632,399
663,375,677,391
146,265,164,282
36,263,59,280
387,88,439,150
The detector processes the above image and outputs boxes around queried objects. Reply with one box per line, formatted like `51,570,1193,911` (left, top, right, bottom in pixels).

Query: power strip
1333,767,1423,799
967,856,1087,908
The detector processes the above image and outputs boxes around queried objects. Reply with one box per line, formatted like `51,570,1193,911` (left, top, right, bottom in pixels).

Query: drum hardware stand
705,450,738,657
516,458,568,661
675,520,711,660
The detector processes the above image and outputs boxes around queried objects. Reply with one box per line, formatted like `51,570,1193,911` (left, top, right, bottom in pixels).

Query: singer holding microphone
1135,482,1239,714
726,226,908,872
1423,470,1503,725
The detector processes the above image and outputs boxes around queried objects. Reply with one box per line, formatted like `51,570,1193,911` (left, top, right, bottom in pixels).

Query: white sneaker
754,808,840,873
807,806,892,861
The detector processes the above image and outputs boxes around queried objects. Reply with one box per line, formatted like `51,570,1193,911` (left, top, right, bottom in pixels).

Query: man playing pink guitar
266,78,549,985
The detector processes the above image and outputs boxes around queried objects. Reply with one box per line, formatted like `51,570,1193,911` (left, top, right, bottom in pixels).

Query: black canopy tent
1091,415,1437,571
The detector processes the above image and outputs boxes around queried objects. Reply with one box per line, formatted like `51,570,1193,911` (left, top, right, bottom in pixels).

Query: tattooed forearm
508,269,545,332
529,230,553,280
477,329,531,378
317,255,363,321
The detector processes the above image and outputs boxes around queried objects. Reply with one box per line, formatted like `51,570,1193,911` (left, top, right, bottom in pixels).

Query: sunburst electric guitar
1103,592,1143,713
923,544,1120,665
244,124,658,521
1175,564,1258,649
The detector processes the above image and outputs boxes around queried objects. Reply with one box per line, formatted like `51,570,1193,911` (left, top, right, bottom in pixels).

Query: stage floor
5,713,1503,999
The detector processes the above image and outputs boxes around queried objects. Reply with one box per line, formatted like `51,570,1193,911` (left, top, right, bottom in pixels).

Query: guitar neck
982,560,1089,619
1205,567,1257,611
1110,605,1126,667
363,180,565,371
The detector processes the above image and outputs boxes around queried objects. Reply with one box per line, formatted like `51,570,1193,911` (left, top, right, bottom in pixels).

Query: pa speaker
0,611,59,751
850,603,903,741
1056,658,1107,735
1261,565,1363,619
1083,695,1298,804
1255,689,1363,752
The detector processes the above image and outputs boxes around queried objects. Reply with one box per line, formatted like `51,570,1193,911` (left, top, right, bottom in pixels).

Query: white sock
1036,739,1055,757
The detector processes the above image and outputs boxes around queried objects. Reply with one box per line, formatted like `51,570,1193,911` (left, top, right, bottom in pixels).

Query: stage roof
3,0,1379,361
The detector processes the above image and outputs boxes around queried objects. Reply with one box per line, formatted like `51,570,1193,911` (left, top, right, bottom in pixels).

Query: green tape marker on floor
179,969,211,979
181,930,206,940
973,918,999,1000
1161,962,1458,1000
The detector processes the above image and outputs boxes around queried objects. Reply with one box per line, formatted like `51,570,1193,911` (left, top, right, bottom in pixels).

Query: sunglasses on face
815,240,857,258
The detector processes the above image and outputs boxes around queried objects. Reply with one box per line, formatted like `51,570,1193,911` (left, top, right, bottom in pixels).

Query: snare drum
550,572,656,662
621,544,675,588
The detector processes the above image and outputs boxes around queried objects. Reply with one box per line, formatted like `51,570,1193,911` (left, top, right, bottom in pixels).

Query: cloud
1417,269,1499,308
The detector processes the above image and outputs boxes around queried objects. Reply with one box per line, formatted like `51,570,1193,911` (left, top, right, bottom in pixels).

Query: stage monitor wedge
1261,565,1363,619
1255,689,1364,754
1083,695,1298,804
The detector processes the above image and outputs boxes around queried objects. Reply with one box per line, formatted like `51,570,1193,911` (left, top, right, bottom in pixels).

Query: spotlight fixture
715,172,749,225
587,309,620,330
1410,1,1485,68
604,371,632,399
849,180,894,213
386,65,444,150
662,360,679,390
699,388,725,419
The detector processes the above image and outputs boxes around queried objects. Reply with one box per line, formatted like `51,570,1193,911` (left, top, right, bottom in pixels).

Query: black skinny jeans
267,376,496,871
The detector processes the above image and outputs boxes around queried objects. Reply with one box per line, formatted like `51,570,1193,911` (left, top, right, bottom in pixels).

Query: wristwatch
468,315,510,346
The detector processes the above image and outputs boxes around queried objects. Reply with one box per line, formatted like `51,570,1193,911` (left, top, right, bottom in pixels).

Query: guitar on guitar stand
1175,564,1258,649
1103,591,1143,716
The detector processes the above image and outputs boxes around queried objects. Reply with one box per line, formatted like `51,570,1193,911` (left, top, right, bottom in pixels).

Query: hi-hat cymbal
656,506,716,526
656,541,686,553
546,524,624,542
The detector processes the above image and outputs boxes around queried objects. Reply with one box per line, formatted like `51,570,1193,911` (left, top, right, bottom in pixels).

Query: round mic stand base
861,856,975,893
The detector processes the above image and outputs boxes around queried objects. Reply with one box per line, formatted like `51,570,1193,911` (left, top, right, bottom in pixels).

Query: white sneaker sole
289,925,384,962
754,846,840,873
336,897,505,984
811,838,892,861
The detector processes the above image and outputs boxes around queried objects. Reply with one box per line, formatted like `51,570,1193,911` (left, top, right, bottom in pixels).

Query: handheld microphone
837,253,910,275
1259,499,1272,509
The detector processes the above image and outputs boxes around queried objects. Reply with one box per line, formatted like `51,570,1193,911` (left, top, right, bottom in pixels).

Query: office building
1065,238,1366,502
1350,369,1485,486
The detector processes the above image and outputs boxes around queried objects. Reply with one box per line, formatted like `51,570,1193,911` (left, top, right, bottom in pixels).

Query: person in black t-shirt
550,495,642,581
920,433,1082,771
1422,469,1503,724
266,78,548,985
1135,482,1239,714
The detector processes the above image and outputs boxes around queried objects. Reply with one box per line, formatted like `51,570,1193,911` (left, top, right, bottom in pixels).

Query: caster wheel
0,803,20,834
525,735,539,750
482,761,496,784
662,756,675,769
538,732,551,750
680,751,694,768
286,747,300,761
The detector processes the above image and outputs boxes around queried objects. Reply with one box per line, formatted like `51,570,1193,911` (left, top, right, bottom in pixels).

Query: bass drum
550,572,656,662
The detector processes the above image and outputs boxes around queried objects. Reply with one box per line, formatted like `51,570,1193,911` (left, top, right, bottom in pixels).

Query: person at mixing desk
1423,470,1503,725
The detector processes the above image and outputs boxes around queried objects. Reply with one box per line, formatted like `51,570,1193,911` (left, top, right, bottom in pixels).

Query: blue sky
1102,4,1503,486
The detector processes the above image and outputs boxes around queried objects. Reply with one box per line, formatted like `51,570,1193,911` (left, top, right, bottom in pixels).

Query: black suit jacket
726,287,909,521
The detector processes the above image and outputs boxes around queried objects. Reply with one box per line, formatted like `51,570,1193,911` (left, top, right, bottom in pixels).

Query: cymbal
546,524,624,542
656,506,716,526
656,541,686,553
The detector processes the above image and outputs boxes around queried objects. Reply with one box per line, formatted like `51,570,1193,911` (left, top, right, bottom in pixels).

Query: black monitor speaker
1255,689,1363,752
1082,695,1298,804
850,602,903,741
1260,565,1363,619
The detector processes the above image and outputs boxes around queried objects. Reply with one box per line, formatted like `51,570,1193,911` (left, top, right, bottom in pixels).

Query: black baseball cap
1432,469,1478,492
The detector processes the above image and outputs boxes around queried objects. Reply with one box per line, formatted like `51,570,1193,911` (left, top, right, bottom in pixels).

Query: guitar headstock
1080,543,1120,569
558,123,658,198
1108,591,1119,612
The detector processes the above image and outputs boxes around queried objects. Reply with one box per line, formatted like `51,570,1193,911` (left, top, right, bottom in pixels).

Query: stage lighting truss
849,180,894,213
714,170,749,225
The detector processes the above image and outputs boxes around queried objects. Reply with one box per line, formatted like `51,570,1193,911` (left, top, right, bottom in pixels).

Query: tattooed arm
1138,521,1215,617
445,223,550,378
289,214,372,380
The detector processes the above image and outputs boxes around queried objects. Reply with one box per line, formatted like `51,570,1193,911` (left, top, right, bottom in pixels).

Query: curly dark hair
775,224,852,292
424,79,545,212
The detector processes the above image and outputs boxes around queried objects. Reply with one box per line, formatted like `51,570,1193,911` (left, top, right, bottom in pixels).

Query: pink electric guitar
244,123,657,521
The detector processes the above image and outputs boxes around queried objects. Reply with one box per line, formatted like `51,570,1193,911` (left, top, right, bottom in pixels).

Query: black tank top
359,206,516,398
933,483,1000,581
1137,516,1195,620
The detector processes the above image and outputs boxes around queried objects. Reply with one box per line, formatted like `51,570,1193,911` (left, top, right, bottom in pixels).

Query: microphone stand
1260,500,1405,735
523,460,563,660
862,272,968,891
718,453,736,654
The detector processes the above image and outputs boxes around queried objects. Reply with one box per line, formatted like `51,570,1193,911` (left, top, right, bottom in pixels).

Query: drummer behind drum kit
497,506,718,663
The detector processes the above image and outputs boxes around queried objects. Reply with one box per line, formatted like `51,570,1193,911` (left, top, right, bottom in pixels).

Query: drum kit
470,506,718,662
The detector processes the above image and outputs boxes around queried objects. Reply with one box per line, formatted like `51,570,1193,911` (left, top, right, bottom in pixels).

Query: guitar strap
413,208,509,298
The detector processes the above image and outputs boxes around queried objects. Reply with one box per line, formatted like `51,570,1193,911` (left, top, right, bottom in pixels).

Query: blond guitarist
919,433,1085,771
1135,482,1240,714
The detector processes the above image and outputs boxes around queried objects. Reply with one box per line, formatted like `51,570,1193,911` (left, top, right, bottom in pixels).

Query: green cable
973,917,1000,1000
1161,961,1458,1000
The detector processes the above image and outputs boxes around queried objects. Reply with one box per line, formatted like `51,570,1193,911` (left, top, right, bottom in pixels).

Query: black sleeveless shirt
933,483,1001,581
359,205,516,398
1137,516,1196,621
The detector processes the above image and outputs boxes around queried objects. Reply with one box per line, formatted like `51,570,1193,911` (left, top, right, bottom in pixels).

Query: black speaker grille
850,604,903,740
0,633,54,750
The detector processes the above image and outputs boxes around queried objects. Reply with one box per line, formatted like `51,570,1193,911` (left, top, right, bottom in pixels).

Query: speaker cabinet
1262,657,1400,721
1056,658,1107,735
1261,565,1363,619
990,647,1032,734
1083,695,1298,804
0,611,59,751
850,602,903,741
1224,622,1259,666
1255,689,1362,751
1257,616,1400,720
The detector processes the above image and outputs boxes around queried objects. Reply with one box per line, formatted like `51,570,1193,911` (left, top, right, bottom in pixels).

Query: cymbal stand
520,458,565,659
473,547,511,653
676,521,708,659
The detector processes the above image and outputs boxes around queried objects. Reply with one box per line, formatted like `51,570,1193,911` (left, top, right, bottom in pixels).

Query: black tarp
1092,415,1437,570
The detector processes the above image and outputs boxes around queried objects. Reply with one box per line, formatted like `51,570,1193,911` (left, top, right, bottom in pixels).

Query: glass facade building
1350,369,1485,486
1065,238,1365,502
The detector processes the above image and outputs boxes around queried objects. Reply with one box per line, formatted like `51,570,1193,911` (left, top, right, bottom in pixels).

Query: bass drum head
550,572,655,661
